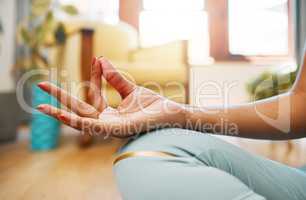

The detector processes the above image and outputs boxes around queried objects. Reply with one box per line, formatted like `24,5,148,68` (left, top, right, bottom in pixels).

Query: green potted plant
16,0,78,151
246,70,296,101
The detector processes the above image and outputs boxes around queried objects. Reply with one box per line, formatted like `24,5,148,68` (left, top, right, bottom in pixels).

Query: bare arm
38,56,306,140
184,54,306,140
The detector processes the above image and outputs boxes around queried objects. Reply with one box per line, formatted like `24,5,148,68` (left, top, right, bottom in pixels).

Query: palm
116,87,163,116
37,57,184,138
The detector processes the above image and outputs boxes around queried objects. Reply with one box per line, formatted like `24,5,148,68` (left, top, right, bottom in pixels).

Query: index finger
98,58,136,98
37,81,99,118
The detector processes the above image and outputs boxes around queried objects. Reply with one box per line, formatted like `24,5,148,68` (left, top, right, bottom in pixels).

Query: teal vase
31,84,60,151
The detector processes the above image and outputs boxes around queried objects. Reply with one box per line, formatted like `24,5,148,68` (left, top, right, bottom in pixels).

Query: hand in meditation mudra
37,57,186,138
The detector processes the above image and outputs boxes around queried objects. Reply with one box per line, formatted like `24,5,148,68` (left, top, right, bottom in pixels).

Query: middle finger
37,81,100,118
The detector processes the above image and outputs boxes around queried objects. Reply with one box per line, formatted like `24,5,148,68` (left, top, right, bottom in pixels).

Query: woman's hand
37,57,186,138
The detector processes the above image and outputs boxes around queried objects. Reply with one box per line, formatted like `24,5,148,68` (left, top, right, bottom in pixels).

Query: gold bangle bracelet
113,151,177,165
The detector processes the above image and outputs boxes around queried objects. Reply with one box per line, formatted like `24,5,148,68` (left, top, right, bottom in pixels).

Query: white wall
0,0,16,92
189,62,288,107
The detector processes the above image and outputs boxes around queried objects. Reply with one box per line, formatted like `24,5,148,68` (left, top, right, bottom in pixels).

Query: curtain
294,0,306,66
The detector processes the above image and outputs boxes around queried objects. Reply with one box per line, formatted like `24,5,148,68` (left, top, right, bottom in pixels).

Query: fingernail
37,82,48,90
58,114,68,122
91,57,96,66
36,104,46,111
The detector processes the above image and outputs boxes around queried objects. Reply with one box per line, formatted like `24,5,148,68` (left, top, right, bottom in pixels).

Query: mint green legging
113,128,306,200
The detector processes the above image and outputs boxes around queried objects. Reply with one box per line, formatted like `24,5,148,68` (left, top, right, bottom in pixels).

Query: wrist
179,103,191,129
160,102,189,130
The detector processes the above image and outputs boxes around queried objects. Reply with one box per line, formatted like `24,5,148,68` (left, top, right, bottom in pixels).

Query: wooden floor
0,135,124,200
0,131,306,200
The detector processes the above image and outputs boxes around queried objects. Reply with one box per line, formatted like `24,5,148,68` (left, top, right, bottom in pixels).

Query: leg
114,128,306,200
115,154,264,200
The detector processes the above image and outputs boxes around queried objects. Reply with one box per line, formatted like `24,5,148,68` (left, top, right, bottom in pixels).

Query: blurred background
0,0,305,199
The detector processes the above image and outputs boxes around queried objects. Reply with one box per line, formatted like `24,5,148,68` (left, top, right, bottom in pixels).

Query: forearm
183,91,306,140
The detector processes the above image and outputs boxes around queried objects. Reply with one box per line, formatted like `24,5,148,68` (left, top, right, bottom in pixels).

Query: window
207,0,294,62
140,0,210,65
228,0,289,56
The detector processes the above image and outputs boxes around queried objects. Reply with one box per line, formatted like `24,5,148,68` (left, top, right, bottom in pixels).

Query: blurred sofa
49,21,188,106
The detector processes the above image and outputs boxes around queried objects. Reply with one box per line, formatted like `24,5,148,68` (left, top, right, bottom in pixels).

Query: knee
116,128,185,155
116,128,235,167
113,129,246,199
117,128,214,157
113,158,144,200
113,155,263,200
113,156,183,200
